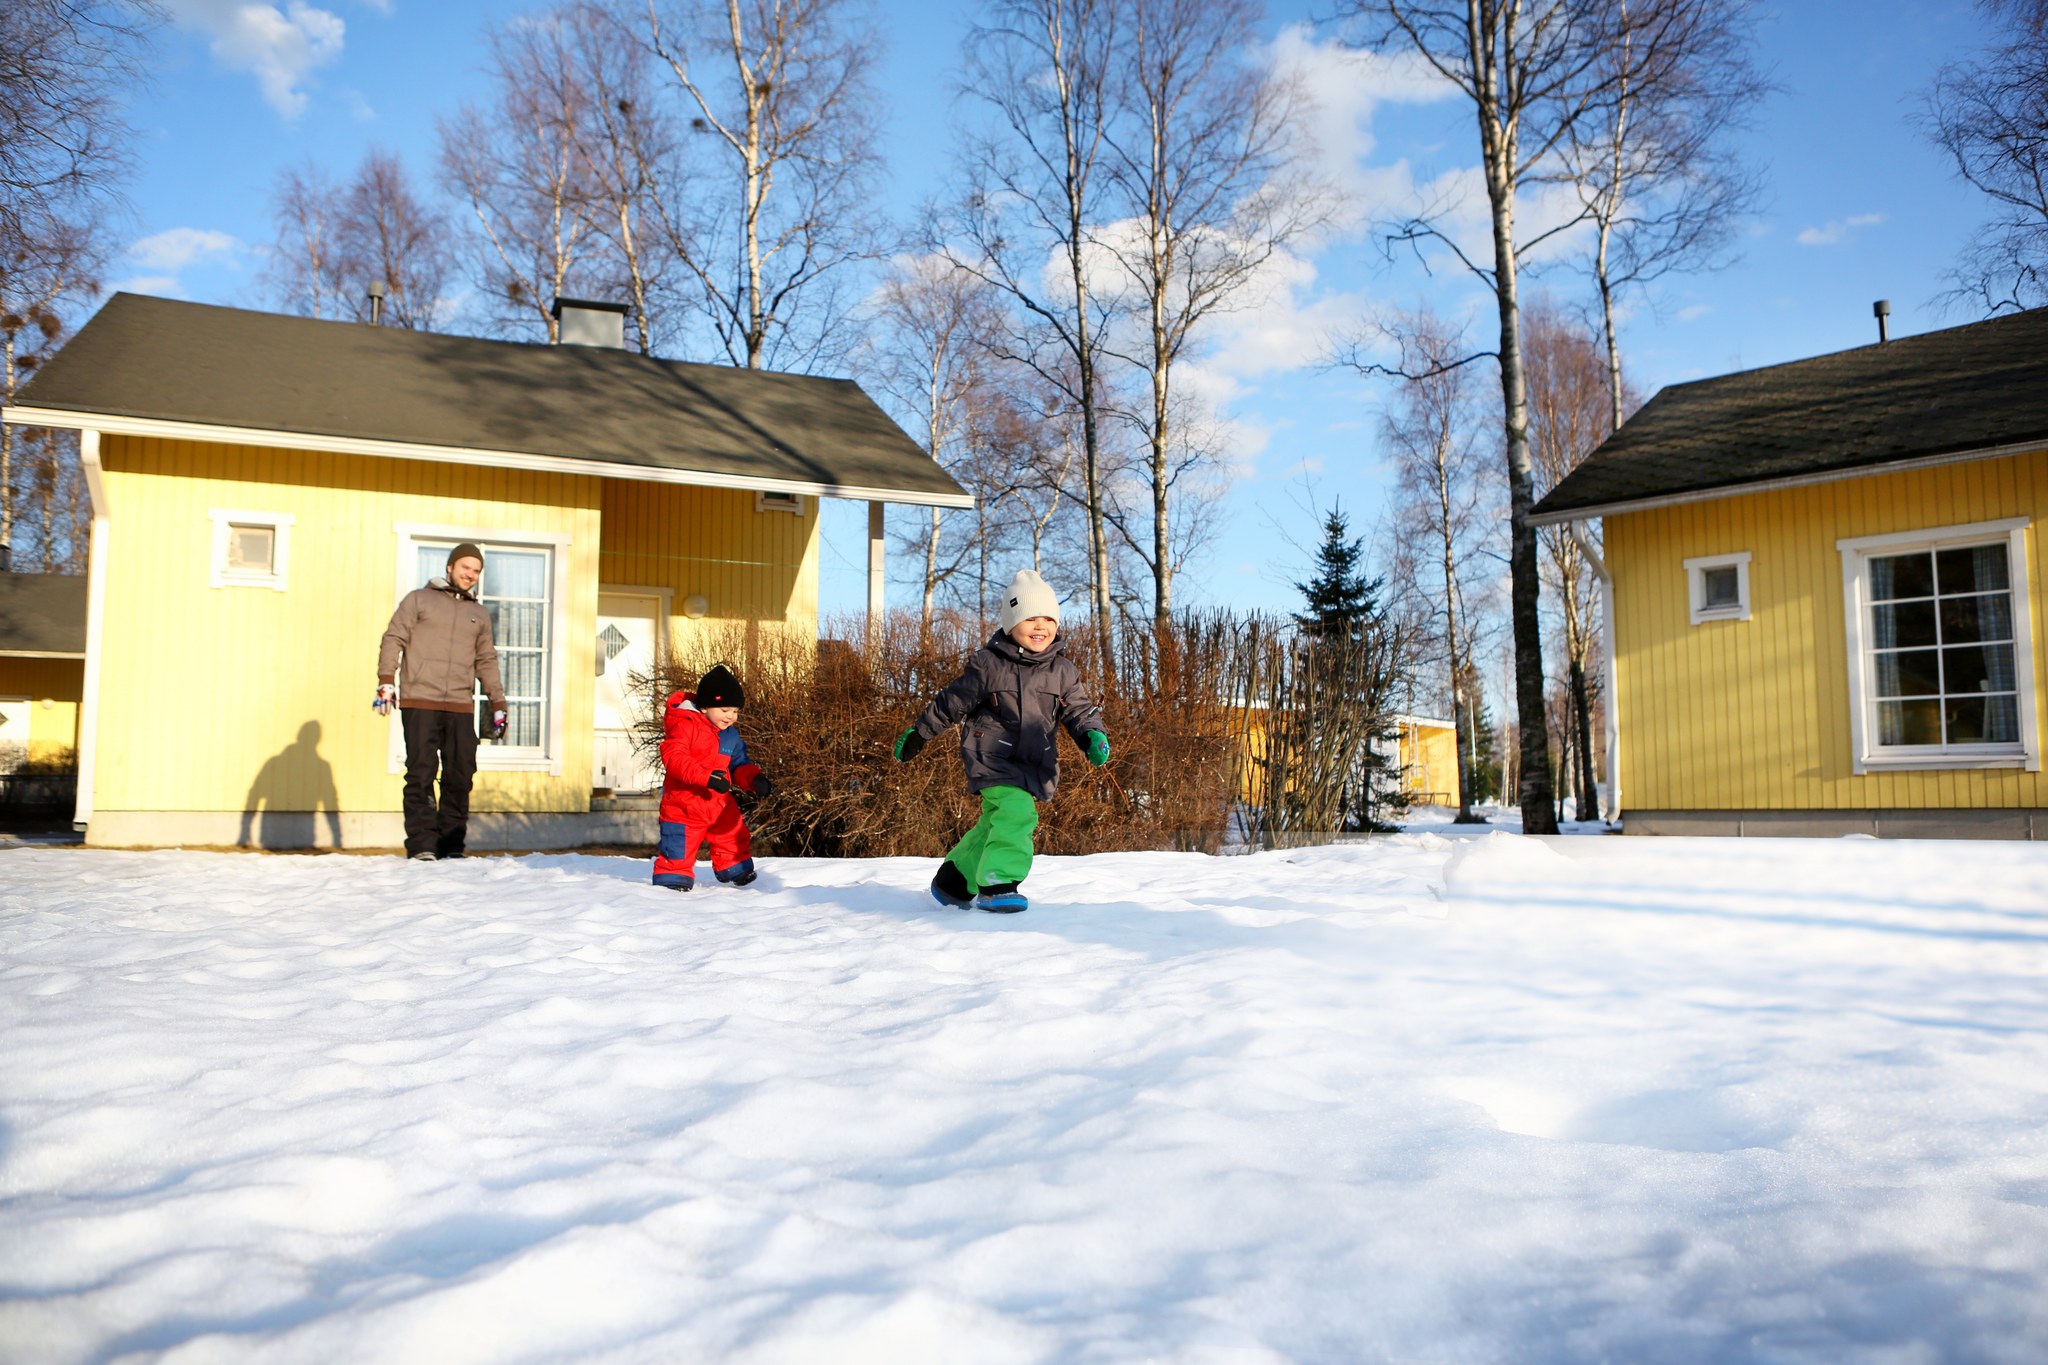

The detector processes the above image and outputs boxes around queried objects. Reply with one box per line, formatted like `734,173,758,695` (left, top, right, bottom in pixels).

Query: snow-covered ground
4,830,2047,1364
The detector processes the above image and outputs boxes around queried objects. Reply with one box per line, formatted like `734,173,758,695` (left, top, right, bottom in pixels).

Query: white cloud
108,274,187,299
128,227,244,272
1795,213,1886,247
1677,304,1713,322
164,0,346,118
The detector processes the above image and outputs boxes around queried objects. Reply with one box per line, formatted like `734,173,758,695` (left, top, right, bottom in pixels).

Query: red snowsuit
653,691,763,888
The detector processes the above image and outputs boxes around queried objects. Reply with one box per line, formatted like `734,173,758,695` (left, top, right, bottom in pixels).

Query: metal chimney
1873,299,1891,344
367,279,388,326
550,297,630,348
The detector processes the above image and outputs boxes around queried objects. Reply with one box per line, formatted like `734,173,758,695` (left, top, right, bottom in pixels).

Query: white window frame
1684,551,1751,624
388,522,573,776
209,509,294,590
1837,517,2039,774
755,490,804,515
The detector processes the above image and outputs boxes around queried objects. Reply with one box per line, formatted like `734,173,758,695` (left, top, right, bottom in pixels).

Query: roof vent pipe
367,279,388,326
1873,299,1891,344
550,297,630,348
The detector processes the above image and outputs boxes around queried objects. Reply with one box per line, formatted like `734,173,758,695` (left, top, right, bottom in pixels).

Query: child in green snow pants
891,569,1109,913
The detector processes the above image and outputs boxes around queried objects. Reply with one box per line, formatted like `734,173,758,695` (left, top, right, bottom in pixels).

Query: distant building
0,571,86,808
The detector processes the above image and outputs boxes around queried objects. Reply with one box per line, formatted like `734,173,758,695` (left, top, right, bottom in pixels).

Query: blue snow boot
930,860,973,908
975,881,1028,914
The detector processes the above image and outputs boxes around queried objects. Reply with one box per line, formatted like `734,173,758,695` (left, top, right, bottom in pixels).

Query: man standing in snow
376,543,507,861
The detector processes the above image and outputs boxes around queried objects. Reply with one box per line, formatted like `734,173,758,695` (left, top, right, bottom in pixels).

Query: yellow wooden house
1532,305,2048,838
1392,714,1460,807
1,293,969,849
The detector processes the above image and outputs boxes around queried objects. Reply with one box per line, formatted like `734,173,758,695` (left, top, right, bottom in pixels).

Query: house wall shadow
241,720,342,850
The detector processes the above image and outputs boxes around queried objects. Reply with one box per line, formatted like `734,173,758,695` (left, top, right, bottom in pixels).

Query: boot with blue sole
930,860,974,908
975,881,1028,913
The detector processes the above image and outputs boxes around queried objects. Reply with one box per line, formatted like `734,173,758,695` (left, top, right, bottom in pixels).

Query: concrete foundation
84,800,660,852
1624,808,2047,840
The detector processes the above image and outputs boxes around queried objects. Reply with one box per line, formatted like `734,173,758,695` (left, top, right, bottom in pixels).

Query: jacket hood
985,630,1064,666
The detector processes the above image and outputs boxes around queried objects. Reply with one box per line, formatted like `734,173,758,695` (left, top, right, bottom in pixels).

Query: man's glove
373,684,397,715
893,728,926,762
1084,730,1110,767
706,768,733,794
488,710,508,740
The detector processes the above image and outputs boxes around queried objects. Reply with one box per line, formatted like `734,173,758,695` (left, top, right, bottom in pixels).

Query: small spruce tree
1288,509,1411,832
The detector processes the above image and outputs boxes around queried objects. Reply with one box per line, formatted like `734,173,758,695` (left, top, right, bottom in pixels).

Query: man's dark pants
401,708,478,857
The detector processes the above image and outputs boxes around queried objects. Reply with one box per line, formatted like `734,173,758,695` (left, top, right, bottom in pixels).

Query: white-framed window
210,509,294,590
1685,551,1751,624
390,523,572,776
755,490,804,515
1838,517,2039,774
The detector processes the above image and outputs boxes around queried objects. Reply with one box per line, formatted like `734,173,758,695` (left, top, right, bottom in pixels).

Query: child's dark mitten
750,773,775,799
893,728,926,762
706,768,733,794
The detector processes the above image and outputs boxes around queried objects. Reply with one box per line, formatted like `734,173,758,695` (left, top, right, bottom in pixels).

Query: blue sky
120,0,1999,618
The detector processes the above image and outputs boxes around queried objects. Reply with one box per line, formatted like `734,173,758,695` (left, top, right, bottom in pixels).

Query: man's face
703,705,740,730
1011,615,1058,652
449,555,483,592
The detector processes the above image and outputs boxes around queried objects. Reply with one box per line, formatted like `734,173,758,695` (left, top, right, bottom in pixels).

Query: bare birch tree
3,222,106,571
1922,0,2048,313
1,0,156,569
868,255,1009,628
1340,0,1634,835
940,0,1124,675
1523,299,1617,820
1565,0,1766,429
638,0,884,369
268,151,454,328
559,1,679,353
440,15,606,340
1097,0,1321,624
1381,307,1498,822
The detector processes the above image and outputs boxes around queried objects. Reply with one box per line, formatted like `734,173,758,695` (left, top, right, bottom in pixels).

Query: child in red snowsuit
653,664,772,890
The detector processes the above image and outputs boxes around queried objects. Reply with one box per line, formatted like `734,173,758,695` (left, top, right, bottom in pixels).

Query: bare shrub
629,607,1413,859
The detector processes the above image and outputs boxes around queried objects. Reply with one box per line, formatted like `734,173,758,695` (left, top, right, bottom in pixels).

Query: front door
594,592,664,793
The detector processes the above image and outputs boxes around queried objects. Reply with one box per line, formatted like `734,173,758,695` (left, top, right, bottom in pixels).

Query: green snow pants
946,784,1040,890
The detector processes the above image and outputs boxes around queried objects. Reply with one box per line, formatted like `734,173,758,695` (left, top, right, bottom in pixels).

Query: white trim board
2,405,977,509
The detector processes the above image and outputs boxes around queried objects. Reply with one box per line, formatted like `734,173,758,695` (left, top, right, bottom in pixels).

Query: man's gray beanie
1000,569,1061,631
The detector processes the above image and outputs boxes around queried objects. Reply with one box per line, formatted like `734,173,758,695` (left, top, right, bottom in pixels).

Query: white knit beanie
1000,569,1061,631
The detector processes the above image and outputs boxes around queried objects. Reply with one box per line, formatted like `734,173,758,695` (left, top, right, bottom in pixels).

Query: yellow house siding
1608,448,2048,812
0,656,83,763
1399,720,1460,804
94,434,601,818
597,482,820,660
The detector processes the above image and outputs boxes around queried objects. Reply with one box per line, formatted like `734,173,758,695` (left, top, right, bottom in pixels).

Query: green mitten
1084,730,1110,766
893,727,926,761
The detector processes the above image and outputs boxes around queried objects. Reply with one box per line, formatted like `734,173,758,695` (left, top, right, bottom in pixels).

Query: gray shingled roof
0,572,87,656
1531,305,2048,523
5,293,970,506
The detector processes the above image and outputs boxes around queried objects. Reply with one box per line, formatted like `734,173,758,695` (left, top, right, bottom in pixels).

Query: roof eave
1528,433,2048,527
1,403,977,510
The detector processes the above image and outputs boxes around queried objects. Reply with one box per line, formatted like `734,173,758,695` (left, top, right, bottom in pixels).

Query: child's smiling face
1010,615,1058,652
703,705,739,730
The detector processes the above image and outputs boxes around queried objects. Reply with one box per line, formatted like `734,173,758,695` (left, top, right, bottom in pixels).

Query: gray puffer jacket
912,633,1105,800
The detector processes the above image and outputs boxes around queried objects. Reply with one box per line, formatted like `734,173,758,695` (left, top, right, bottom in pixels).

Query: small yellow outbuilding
1533,305,2048,838
2,294,969,849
